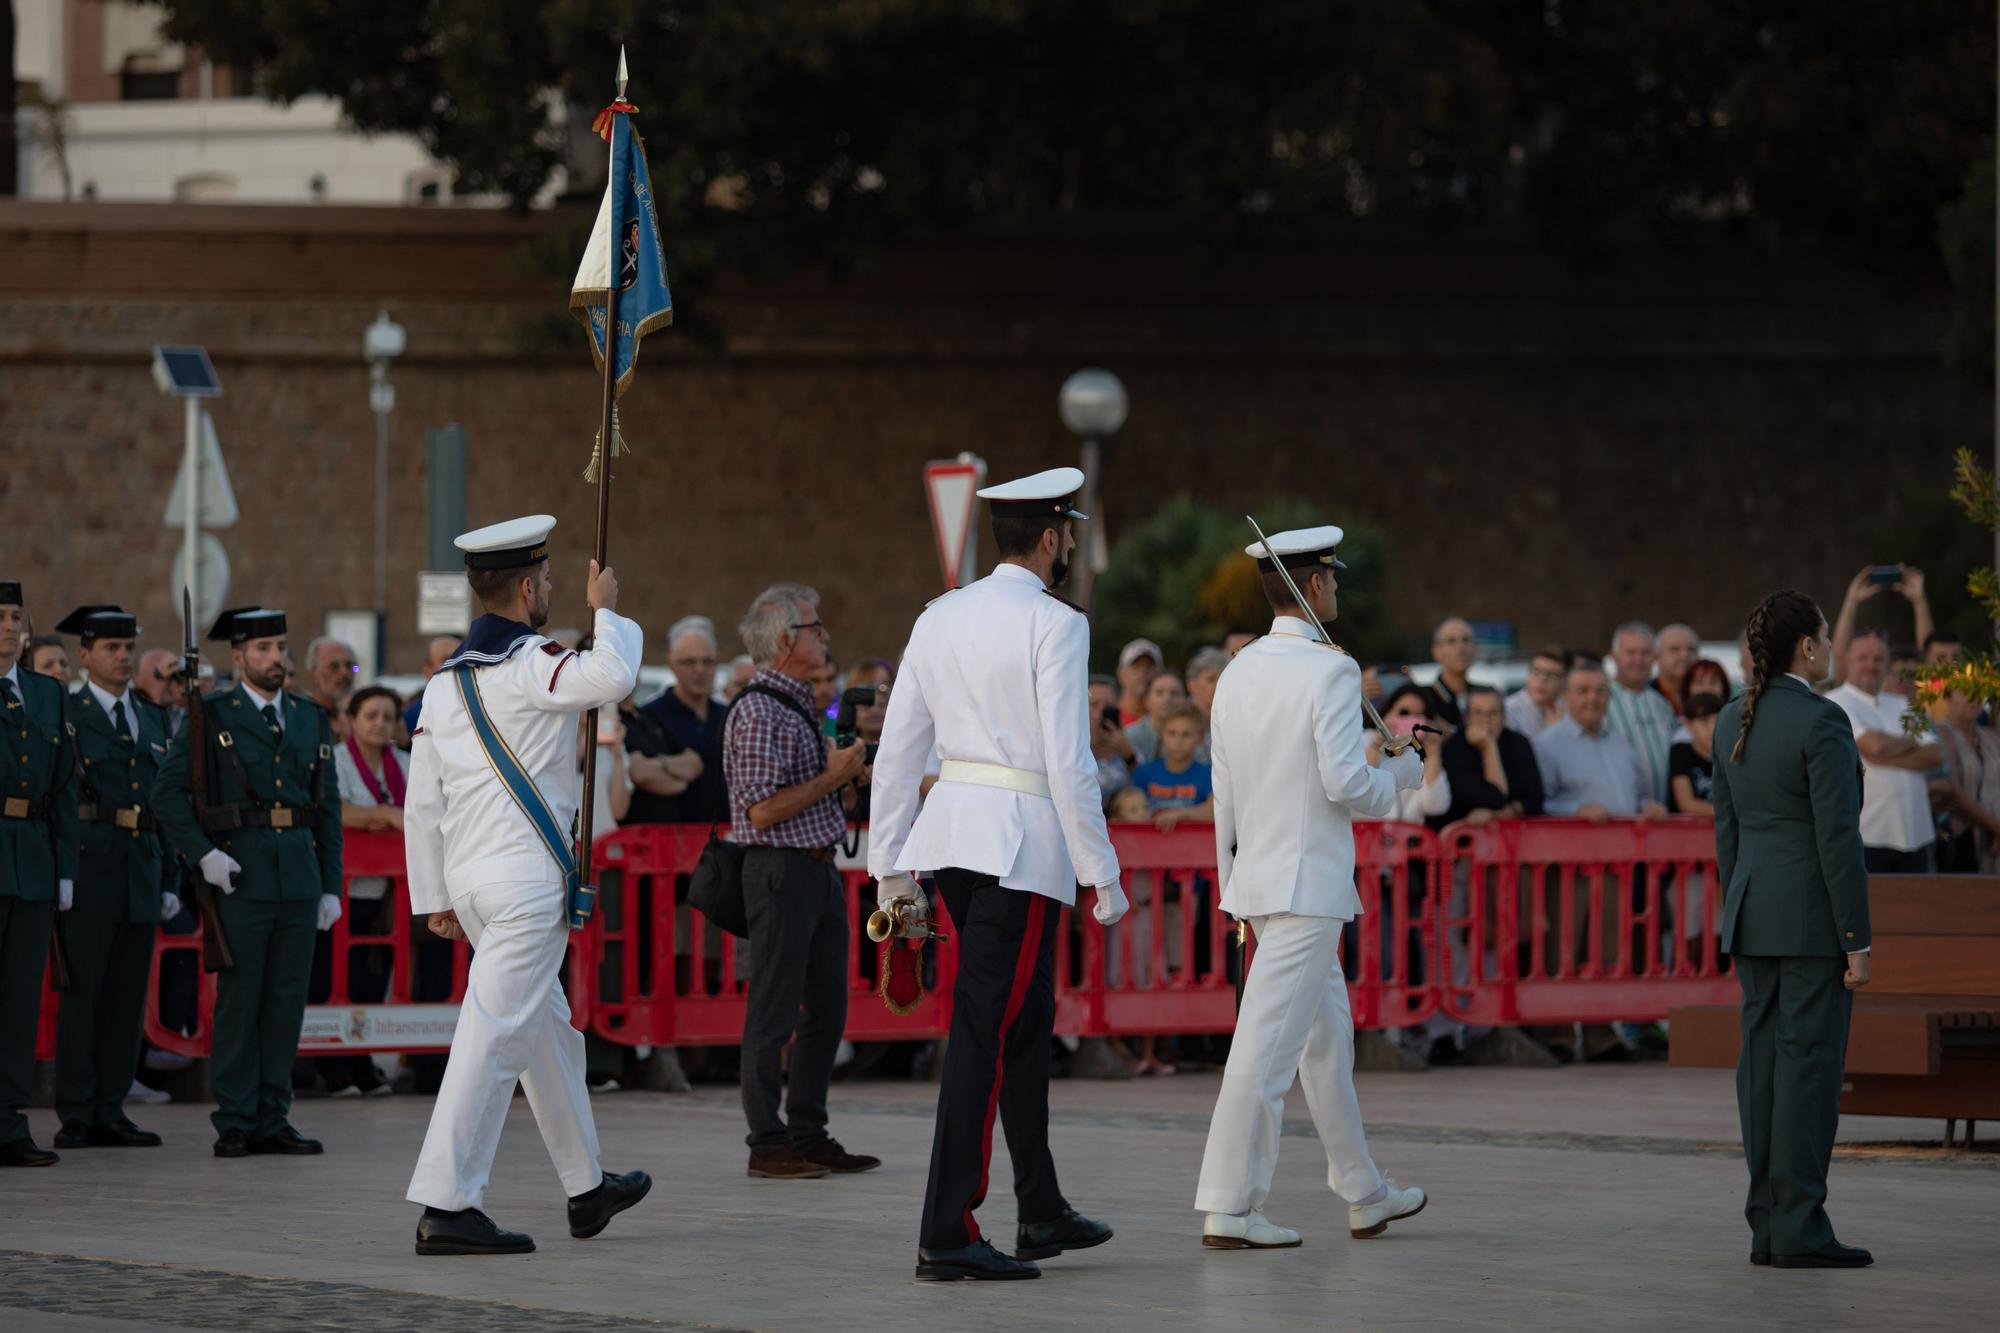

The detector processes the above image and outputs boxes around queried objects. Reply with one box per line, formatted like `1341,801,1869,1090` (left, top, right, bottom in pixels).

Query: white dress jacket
403,609,642,915
1211,616,1399,920
867,563,1119,906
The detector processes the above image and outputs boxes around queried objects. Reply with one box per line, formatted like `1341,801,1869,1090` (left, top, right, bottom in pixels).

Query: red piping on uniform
965,892,1047,1243
547,653,575,692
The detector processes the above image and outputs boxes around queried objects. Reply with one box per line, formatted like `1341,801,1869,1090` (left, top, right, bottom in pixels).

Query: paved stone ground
0,1064,1991,1332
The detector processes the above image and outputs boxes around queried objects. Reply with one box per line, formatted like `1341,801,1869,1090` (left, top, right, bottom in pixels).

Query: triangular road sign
924,460,982,589
163,409,240,530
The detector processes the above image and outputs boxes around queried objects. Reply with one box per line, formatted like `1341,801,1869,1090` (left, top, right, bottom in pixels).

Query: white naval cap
1245,525,1347,571
456,514,557,571
977,466,1089,520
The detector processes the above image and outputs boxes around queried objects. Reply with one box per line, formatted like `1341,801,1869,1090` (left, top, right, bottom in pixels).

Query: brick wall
0,202,1984,674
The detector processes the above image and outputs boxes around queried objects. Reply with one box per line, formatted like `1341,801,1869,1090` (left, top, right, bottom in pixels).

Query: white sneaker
126,1079,170,1106
587,1077,621,1095
329,1085,363,1099
1202,1209,1303,1249
1349,1180,1427,1238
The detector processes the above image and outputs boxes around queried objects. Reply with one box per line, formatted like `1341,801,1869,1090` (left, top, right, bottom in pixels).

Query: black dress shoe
53,1120,92,1150
0,1138,59,1168
1771,1242,1872,1269
87,1118,162,1148
415,1207,535,1256
915,1239,1041,1282
1750,1251,1770,1266
213,1129,251,1159
248,1126,323,1155
1015,1207,1113,1261
796,1138,881,1173
569,1169,653,1239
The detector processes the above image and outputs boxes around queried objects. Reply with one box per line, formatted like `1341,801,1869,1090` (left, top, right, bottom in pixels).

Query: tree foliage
150,0,1994,288
1904,450,2000,732
1089,495,1397,674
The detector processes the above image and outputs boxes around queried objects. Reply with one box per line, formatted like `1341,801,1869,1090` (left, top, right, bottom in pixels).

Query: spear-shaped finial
616,44,628,99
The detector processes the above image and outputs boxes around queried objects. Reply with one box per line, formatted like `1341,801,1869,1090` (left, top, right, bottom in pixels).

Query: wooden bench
1669,875,2000,1145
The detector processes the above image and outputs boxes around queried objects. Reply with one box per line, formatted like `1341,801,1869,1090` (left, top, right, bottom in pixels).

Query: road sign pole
184,397,200,640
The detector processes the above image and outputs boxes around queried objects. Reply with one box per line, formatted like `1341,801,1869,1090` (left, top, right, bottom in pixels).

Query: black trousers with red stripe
920,869,1067,1251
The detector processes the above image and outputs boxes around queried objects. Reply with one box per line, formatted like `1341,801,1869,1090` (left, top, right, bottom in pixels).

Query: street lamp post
364,311,406,675
1058,368,1128,612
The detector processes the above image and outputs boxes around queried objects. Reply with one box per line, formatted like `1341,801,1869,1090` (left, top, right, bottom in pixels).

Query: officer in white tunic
402,515,652,1255
869,467,1129,1282
1193,526,1431,1249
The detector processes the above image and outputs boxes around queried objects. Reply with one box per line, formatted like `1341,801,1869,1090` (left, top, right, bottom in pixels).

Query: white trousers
1194,913,1383,1215
406,878,601,1212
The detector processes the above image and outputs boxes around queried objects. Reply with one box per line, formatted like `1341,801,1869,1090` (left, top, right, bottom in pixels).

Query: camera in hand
834,685,882,765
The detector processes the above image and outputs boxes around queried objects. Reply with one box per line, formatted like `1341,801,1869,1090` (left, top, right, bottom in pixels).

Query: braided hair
1730,590,1824,764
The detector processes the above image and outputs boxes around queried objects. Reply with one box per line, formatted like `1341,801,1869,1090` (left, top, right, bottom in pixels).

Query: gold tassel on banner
584,404,632,483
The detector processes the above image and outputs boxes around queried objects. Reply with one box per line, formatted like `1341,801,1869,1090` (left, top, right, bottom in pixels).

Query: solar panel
151,345,223,398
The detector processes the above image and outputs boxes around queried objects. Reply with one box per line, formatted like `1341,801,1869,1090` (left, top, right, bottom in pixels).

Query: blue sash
452,664,595,929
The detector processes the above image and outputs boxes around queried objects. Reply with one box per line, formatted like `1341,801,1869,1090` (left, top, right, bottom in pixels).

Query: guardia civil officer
154,607,342,1158
1193,527,1430,1248
52,605,178,1150
0,579,80,1168
402,516,651,1256
869,467,1129,1282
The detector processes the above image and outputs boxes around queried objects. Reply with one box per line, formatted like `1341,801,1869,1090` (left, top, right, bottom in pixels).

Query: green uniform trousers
1734,954,1853,1256
0,896,56,1146
211,896,317,1138
54,915,157,1126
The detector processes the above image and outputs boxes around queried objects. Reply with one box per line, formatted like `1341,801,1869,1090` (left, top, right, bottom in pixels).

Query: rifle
182,588,234,973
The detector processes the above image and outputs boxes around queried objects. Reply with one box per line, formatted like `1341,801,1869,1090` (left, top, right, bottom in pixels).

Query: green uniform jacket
153,686,343,904
0,669,80,899
1712,675,1872,957
70,687,179,922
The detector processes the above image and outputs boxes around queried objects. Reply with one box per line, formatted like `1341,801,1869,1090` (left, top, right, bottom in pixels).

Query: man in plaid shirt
722,582,876,1181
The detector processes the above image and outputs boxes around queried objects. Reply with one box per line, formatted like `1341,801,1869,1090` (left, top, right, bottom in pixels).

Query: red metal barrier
1434,816,1738,1027
38,816,1727,1064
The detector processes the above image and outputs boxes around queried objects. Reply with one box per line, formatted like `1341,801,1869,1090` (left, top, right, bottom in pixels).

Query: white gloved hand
877,873,919,912
1383,747,1426,792
199,848,241,894
160,891,182,922
316,894,343,932
1091,881,1130,927
58,879,74,911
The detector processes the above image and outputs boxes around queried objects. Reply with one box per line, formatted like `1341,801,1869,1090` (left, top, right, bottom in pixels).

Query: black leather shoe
248,1126,323,1156
213,1129,250,1159
1750,1251,1770,1266
915,1239,1041,1281
415,1207,535,1256
1015,1207,1113,1261
87,1118,162,1148
0,1138,59,1168
796,1138,881,1174
1771,1242,1872,1269
53,1120,92,1150
569,1169,653,1239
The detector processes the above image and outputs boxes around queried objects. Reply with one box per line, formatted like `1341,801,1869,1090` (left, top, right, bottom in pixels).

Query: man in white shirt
1824,631,1940,873
1193,526,1428,1251
402,515,652,1255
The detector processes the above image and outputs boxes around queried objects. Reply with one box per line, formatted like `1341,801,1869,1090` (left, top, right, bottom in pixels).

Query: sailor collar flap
442,614,543,670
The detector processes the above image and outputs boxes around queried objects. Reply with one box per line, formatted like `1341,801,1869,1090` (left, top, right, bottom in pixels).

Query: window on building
121,66,180,100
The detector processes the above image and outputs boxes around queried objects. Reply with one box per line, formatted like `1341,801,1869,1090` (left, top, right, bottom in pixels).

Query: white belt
937,760,1052,800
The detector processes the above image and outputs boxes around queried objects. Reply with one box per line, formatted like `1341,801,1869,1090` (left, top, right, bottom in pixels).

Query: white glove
1091,881,1129,927
58,879,74,911
160,891,182,922
199,848,242,894
1383,747,1425,792
316,894,343,932
877,873,918,912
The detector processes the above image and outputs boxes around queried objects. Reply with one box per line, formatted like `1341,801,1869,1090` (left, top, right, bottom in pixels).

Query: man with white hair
1606,622,1678,804
641,614,733,824
1653,623,1701,718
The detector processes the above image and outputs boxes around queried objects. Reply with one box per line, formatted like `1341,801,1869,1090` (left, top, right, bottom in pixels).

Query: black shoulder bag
686,685,824,938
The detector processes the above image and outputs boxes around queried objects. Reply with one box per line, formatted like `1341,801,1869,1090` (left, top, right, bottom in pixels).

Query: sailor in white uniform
869,467,1129,1282
402,515,652,1255
1193,526,1431,1249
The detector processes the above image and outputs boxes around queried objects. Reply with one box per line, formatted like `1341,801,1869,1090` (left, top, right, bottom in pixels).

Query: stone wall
0,201,1984,674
